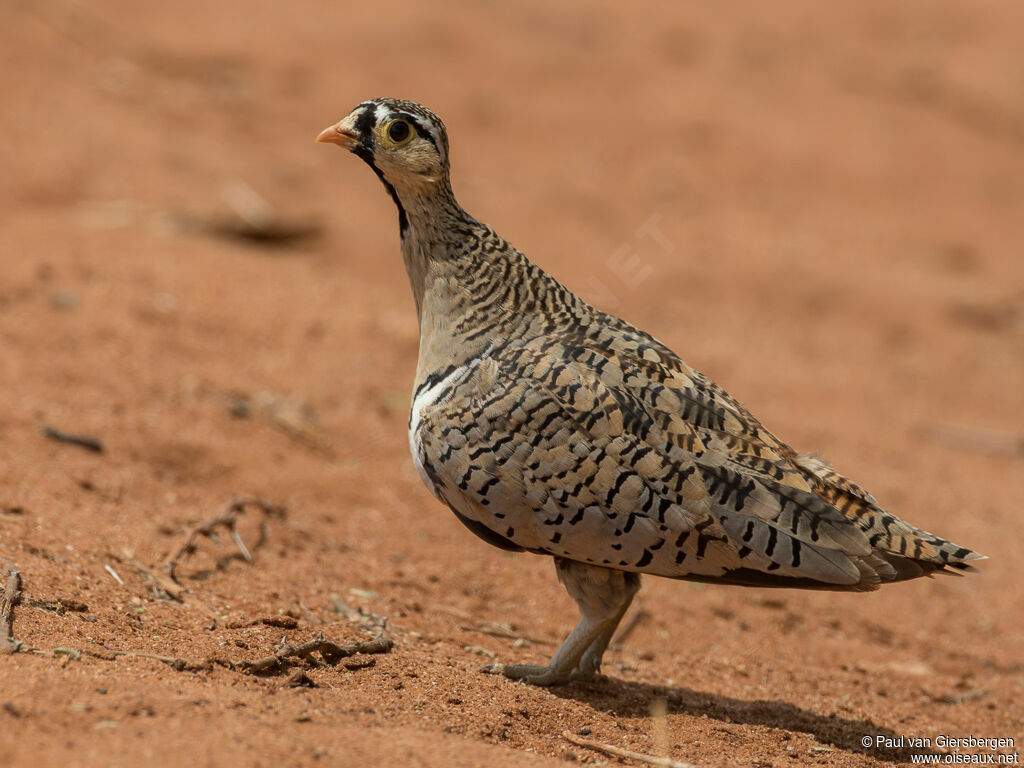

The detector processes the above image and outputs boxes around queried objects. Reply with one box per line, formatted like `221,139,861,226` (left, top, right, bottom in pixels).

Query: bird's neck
394,180,473,322
393,181,585,374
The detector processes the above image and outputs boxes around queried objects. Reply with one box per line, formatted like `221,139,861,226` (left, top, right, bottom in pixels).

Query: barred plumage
318,98,984,685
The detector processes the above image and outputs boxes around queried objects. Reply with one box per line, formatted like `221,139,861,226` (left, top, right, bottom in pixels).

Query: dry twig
104,564,124,585
1,562,23,653
561,731,698,768
241,625,394,674
329,593,362,621
89,648,210,672
40,426,104,453
651,698,669,760
25,597,88,614
610,599,648,650
23,644,218,672
329,594,391,634
431,603,552,646
457,621,553,646
155,496,285,598
127,553,185,601
204,179,323,248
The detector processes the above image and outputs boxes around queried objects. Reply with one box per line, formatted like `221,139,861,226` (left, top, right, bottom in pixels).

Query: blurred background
0,0,1021,765
4,0,1020,514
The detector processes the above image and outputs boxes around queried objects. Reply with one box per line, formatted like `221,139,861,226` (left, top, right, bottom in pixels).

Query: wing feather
413,326,981,590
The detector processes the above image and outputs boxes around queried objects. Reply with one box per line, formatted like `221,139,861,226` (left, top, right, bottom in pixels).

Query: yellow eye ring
384,119,414,146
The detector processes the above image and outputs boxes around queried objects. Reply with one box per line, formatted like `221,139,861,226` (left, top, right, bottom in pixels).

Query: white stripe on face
410,116,447,166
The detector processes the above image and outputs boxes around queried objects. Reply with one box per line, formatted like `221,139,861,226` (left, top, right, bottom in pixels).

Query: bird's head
317,98,450,190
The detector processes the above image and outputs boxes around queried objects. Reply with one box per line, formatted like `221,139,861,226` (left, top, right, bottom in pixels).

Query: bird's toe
480,662,570,686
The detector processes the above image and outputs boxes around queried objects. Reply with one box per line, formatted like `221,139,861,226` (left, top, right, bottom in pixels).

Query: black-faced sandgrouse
317,98,984,686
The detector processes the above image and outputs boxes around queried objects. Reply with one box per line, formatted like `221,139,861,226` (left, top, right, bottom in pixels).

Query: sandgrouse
318,98,984,686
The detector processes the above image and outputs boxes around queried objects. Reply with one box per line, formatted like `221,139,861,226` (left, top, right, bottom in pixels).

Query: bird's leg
571,582,637,681
482,559,640,686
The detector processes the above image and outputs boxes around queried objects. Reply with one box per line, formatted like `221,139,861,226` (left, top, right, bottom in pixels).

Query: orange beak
316,124,358,147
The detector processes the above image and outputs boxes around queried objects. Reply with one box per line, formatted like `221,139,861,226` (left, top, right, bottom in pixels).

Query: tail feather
792,453,985,576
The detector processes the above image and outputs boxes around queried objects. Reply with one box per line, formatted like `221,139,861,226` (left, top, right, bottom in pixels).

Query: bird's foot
480,661,599,686
481,662,566,686
479,561,638,687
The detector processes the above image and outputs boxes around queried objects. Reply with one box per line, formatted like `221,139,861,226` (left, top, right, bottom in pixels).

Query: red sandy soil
1,1,1022,766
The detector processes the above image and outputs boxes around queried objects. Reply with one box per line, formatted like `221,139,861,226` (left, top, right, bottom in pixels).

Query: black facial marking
353,144,408,236
353,105,377,140
408,117,439,151
347,102,441,239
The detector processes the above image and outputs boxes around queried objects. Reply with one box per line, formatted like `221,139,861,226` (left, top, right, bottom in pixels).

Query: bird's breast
408,345,497,496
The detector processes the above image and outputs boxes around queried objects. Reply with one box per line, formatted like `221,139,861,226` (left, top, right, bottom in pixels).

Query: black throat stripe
353,144,408,237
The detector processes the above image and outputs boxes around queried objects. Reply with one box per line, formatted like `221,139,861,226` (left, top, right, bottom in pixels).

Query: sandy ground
1,1,1023,766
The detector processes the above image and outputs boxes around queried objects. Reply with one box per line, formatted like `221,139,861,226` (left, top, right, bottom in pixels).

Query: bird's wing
604,324,983,573
415,331,928,589
791,453,982,569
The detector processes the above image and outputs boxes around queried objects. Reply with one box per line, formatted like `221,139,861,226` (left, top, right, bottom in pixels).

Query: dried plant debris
32,625,391,678
224,616,300,630
87,648,211,672
195,179,323,248
287,670,317,688
562,731,699,768
40,426,104,453
610,600,649,650
241,625,394,674
131,496,285,601
1,562,23,653
25,598,89,615
127,554,184,601
165,496,285,581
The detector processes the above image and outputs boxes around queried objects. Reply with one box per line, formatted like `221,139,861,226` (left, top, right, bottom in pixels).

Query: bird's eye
387,119,412,145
